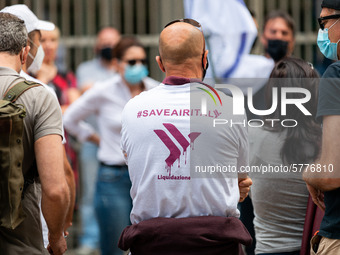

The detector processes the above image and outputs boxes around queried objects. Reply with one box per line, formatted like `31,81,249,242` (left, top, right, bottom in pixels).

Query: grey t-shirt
0,67,63,254
249,127,309,254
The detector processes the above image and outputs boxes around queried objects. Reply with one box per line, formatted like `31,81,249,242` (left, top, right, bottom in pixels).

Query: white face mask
27,44,45,75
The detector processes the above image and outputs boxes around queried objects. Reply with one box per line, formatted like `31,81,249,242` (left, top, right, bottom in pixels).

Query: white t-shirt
121,79,248,224
64,75,158,165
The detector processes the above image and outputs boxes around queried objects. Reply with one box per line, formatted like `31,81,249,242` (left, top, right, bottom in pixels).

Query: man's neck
100,58,116,71
164,62,202,80
165,70,201,80
0,54,21,73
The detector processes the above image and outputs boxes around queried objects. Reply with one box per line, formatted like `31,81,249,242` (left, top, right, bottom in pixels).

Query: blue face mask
124,64,149,85
317,19,340,61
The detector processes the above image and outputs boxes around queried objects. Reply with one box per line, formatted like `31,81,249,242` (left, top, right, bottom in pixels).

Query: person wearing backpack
0,12,70,255
0,5,76,249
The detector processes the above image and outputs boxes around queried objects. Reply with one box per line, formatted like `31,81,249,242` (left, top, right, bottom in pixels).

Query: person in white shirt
64,36,158,255
119,19,252,254
75,27,121,253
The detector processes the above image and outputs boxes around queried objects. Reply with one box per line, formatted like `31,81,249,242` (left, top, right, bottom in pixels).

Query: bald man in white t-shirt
120,19,252,254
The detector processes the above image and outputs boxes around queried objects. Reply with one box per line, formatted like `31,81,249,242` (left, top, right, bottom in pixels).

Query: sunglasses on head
124,59,147,66
318,14,340,30
164,18,202,30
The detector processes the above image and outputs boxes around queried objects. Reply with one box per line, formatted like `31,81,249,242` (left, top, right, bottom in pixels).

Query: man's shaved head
159,22,205,65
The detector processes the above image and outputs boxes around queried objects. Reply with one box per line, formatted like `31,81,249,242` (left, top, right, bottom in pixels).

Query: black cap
321,0,340,10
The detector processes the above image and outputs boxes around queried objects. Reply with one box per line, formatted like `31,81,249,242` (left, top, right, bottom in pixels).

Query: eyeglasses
318,14,340,30
164,18,205,49
164,18,202,31
124,59,147,66
163,18,207,72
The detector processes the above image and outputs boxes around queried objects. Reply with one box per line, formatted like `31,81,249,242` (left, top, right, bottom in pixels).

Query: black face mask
99,47,114,61
202,54,209,80
266,39,288,62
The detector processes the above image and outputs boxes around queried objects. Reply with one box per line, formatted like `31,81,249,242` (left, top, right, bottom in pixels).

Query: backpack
0,80,40,229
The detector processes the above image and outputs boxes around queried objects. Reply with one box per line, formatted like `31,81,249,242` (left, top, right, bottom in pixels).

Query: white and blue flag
184,0,274,94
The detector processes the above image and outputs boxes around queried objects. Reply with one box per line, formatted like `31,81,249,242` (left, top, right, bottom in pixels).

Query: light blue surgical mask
317,19,340,61
124,64,148,85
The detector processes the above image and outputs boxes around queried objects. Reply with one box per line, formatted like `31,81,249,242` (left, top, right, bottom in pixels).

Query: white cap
1,4,54,33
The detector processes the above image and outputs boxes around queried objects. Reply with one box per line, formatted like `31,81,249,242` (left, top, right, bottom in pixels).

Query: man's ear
21,45,30,65
203,50,209,69
156,56,165,73
288,39,295,56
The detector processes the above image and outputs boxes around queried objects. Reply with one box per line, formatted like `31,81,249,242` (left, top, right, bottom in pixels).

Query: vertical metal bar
247,0,264,54
99,0,110,28
136,0,146,34
33,0,44,20
49,0,58,25
60,0,70,71
149,0,160,34
278,0,288,12
86,0,96,34
304,0,313,62
123,0,134,34
61,0,70,36
74,0,83,71
85,0,96,61
292,0,300,33
111,0,122,31
291,0,301,59
172,0,184,20
160,0,173,28
266,0,277,13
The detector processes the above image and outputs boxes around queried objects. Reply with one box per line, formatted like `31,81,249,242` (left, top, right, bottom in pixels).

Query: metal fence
0,0,322,81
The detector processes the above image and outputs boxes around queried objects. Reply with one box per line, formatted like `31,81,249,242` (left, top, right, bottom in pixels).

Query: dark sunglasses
164,18,202,31
318,14,340,30
124,59,147,66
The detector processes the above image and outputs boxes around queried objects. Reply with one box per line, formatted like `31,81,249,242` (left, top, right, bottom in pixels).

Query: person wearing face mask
76,27,121,94
0,12,70,255
0,5,76,253
63,36,158,255
37,26,80,113
261,10,296,63
74,27,121,255
303,0,340,254
118,19,253,255
244,10,296,121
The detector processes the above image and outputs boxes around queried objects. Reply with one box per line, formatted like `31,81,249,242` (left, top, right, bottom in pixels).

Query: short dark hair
264,10,296,36
112,36,145,60
0,12,27,55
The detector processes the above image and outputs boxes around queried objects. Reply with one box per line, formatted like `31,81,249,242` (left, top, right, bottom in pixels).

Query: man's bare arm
303,115,340,191
35,135,70,255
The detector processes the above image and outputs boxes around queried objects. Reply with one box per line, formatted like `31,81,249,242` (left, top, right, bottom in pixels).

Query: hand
306,183,325,211
238,176,252,202
47,232,67,255
88,133,100,146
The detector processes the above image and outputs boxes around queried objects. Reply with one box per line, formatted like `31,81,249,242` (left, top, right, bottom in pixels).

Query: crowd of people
0,1,340,255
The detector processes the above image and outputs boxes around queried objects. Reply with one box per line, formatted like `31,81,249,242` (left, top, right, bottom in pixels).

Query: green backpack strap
3,80,41,103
